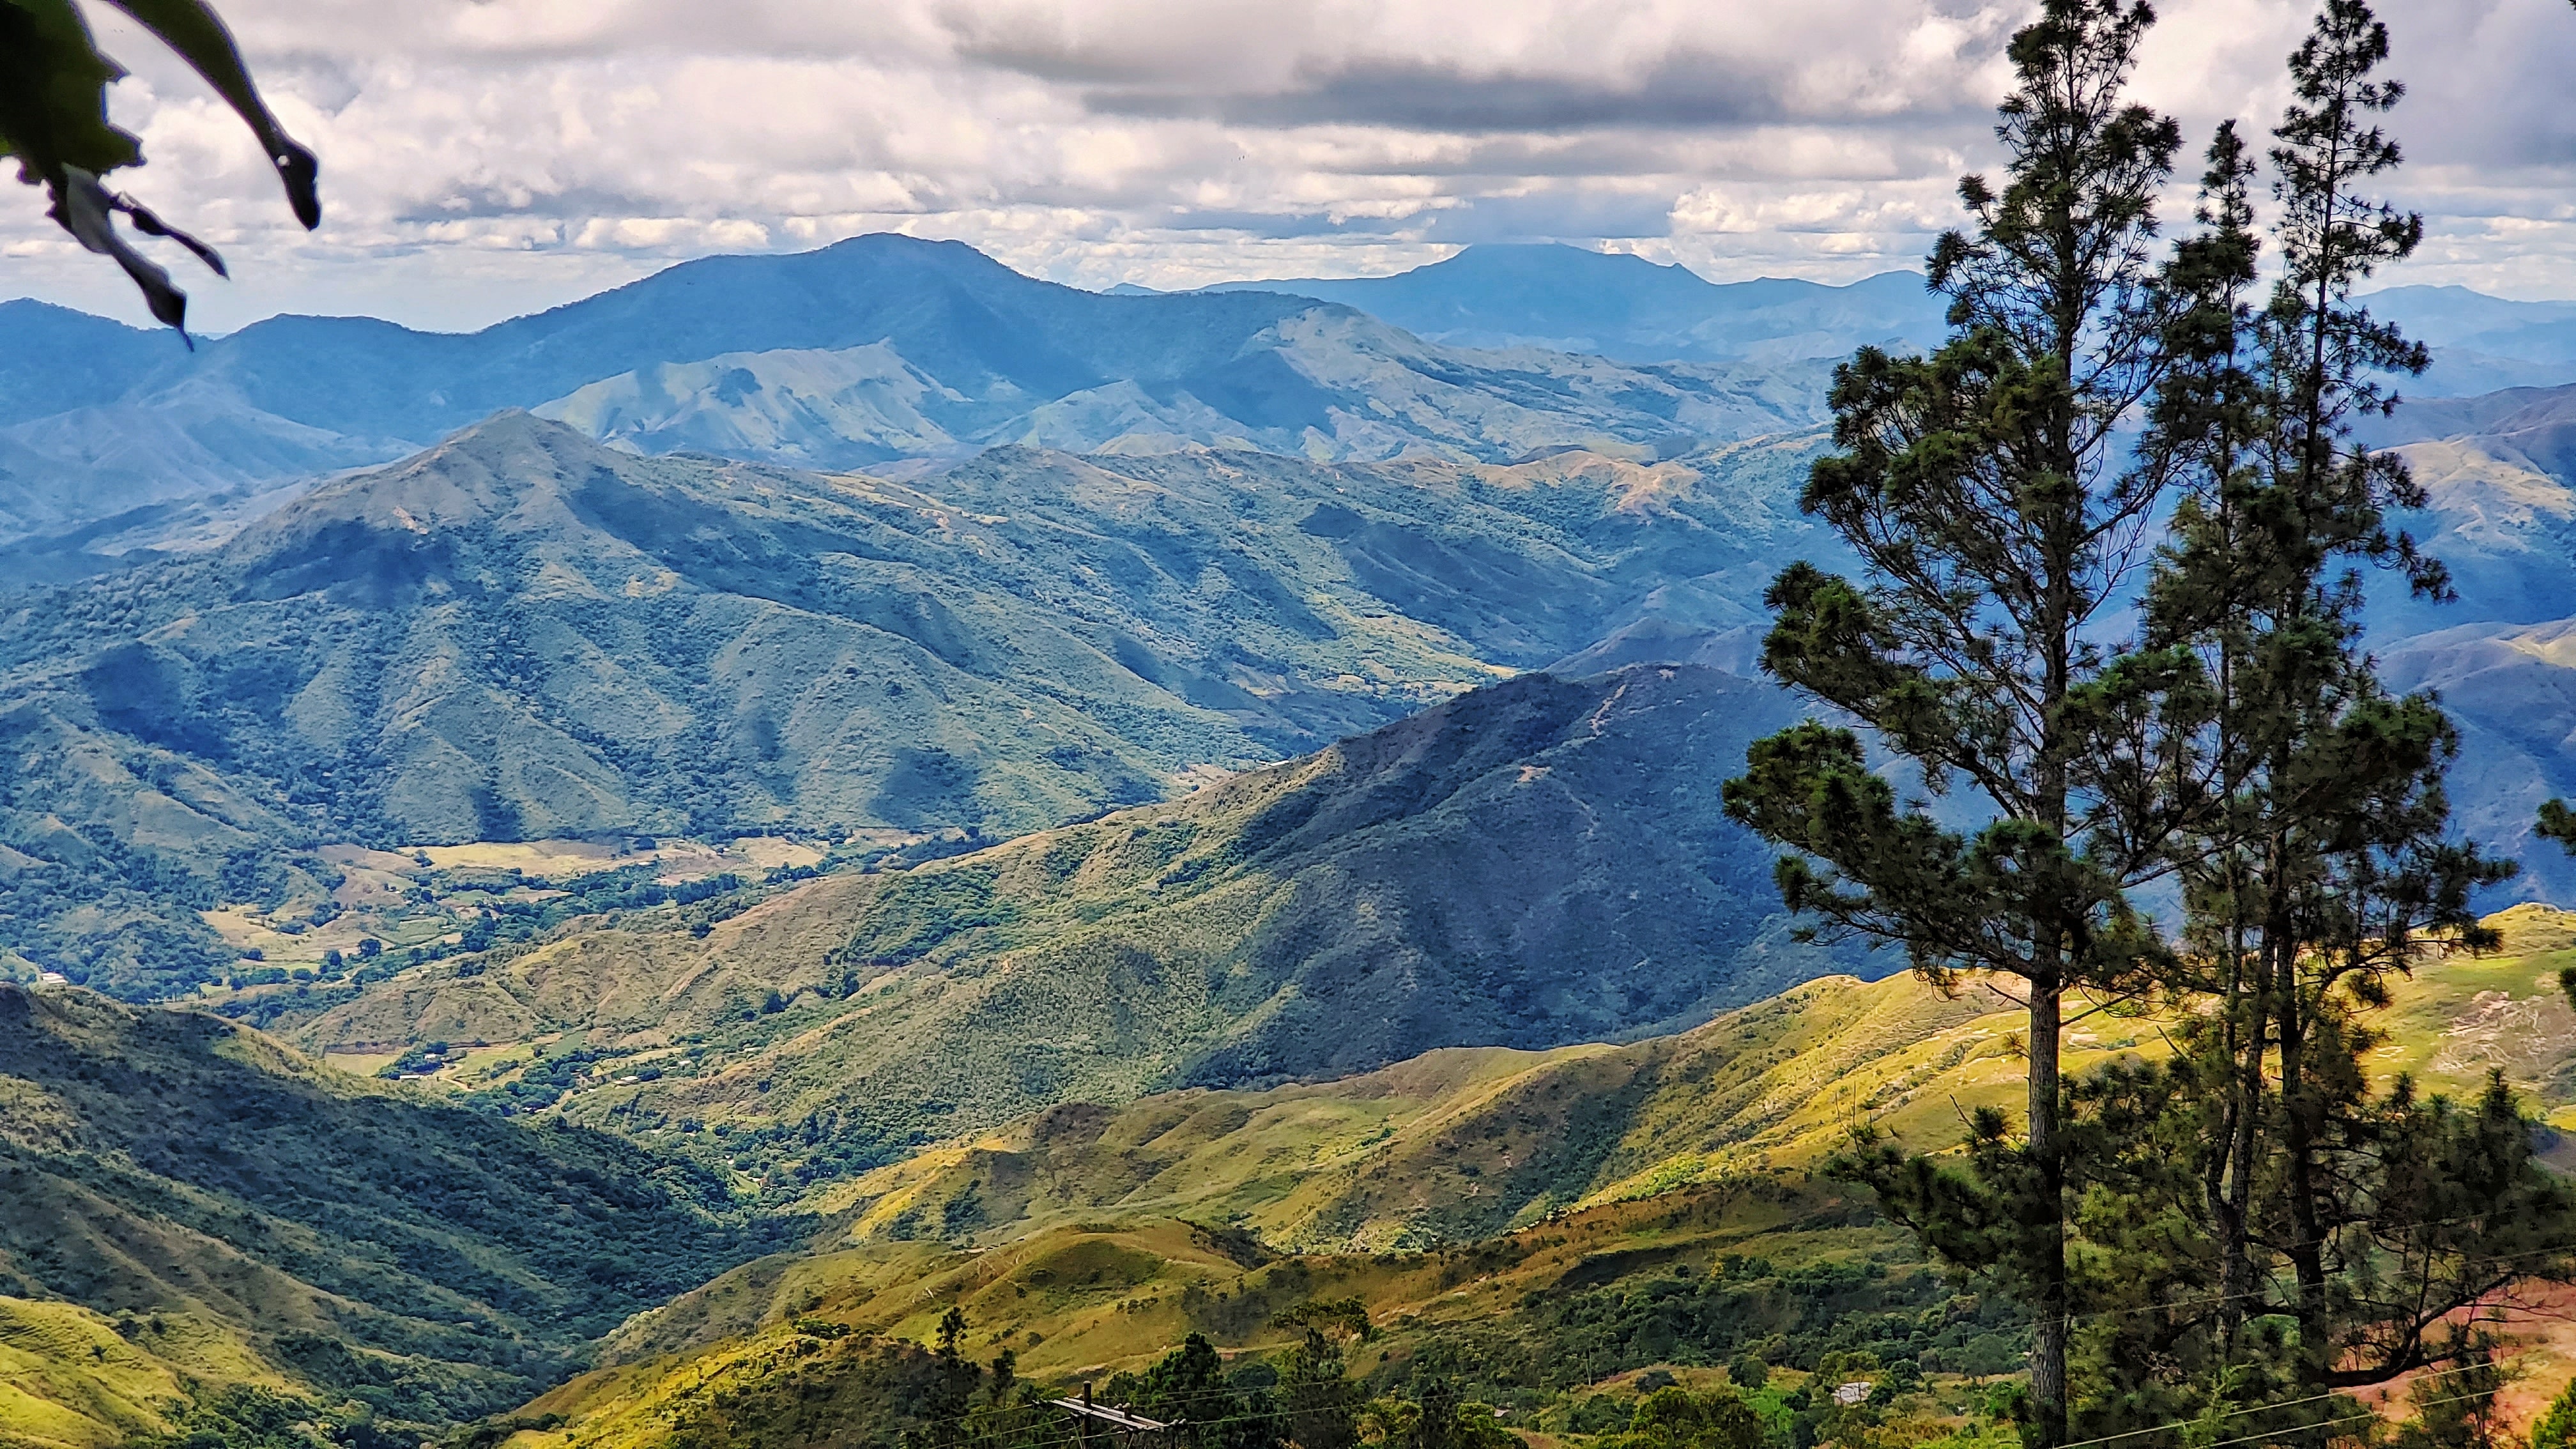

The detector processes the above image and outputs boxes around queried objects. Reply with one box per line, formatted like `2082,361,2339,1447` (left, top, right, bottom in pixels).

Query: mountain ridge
0,238,1833,549
1205,244,1950,364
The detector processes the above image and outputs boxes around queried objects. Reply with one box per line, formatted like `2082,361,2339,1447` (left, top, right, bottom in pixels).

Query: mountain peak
384,408,628,489
226,409,622,576
1435,242,1694,274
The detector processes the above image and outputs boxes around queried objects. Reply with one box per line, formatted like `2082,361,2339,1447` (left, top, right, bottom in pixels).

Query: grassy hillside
801,903,2576,1254
815,973,2016,1253
511,1179,1998,1449
0,1296,302,1449
0,413,1832,1000
234,664,1869,1187
0,983,789,1439
427,905,2576,1449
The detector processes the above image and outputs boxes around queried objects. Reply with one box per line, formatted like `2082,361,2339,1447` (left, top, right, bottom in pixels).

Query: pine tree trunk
2222,923,2267,1355
2211,901,2264,1357
2028,970,2069,1446
2273,907,2330,1384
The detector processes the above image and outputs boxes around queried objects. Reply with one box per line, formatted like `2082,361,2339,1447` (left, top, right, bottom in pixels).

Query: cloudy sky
6,0,2573,332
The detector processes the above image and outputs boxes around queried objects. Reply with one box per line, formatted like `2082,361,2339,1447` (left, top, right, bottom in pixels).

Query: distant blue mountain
141,238,1334,443
15,236,2576,556
2361,285,2576,397
1205,243,1952,364
0,300,178,427
1201,247,2576,397
0,235,1832,546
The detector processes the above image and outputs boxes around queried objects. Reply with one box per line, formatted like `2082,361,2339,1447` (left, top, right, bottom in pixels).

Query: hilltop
0,983,788,1447
523,1186,1976,1449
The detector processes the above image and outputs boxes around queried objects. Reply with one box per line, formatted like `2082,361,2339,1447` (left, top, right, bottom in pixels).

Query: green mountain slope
0,1294,293,1449
799,903,2576,1256
240,665,1865,1185
0,983,785,1437
472,908,2576,1449
528,1186,1970,1449
0,413,1829,1000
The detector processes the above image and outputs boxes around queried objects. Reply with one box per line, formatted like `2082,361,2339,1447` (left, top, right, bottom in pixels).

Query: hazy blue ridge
2363,285,2576,396
0,236,1837,549
1203,243,1953,363
9,237,2575,555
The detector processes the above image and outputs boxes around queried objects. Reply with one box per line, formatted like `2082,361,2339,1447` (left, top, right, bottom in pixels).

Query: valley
0,412,1832,999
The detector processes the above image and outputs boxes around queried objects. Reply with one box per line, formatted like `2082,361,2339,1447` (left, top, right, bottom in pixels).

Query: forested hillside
231,664,1866,1181
371,904,2576,1449
0,983,788,1448
0,415,1828,999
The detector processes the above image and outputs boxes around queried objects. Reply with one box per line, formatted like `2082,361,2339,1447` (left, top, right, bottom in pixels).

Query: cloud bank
3,0,2570,331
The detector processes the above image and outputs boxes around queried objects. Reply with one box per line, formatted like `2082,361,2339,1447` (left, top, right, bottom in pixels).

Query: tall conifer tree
2103,0,2575,1427
1720,3,2181,1441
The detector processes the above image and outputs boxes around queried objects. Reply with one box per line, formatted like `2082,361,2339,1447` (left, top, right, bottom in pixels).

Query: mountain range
1202,245,1952,364
7,236,2576,996
9,236,2574,581
0,237,1839,556
0,411,1834,998
7,236,2576,1449
2363,287,2576,397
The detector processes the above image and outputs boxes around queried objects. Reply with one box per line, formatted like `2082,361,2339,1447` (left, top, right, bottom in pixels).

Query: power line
2044,1227,2576,1331
2055,1359,2510,1449
2184,1384,2516,1449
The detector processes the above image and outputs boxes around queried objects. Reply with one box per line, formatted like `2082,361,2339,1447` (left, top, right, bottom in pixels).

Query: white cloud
1,0,2568,332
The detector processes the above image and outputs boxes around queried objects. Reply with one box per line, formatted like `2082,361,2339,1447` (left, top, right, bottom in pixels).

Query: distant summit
1207,243,1951,363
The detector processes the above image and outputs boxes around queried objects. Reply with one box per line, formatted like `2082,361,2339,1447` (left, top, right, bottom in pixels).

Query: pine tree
1721,3,2181,1441
2101,0,2576,1428
2131,118,2271,1372
2539,803,2576,1011
2170,0,2529,1396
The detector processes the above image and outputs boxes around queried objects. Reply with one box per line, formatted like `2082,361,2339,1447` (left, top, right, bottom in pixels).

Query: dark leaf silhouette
0,0,317,334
